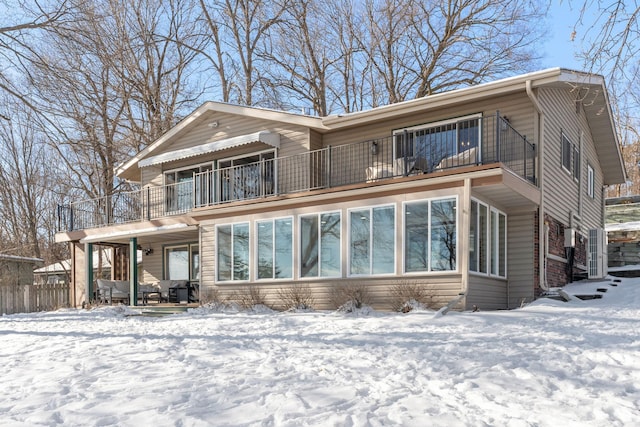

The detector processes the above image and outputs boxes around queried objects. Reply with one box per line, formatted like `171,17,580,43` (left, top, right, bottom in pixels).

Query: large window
164,243,199,281
256,218,293,280
216,223,250,281
470,199,506,278
394,115,480,172
349,205,395,275
404,197,457,273
300,212,341,278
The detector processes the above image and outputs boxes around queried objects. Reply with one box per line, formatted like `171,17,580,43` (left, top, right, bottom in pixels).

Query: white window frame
587,164,595,198
470,199,489,275
298,211,342,279
215,222,251,283
163,161,214,186
402,196,459,275
347,204,396,277
561,132,572,174
164,243,199,281
255,216,294,281
470,198,507,279
490,207,507,279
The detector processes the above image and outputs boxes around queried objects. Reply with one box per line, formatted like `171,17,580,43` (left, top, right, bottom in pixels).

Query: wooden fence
0,282,70,315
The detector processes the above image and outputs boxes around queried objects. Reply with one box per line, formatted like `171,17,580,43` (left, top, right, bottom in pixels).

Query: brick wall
543,214,587,287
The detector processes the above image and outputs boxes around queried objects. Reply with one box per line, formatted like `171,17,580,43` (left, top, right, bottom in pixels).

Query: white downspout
526,80,549,291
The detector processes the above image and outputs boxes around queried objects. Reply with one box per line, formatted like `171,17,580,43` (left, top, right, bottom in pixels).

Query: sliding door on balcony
394,114,481,173
218,151,275,203
165,164,213,214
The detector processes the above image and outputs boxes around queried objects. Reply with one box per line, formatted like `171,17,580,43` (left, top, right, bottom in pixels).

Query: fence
0,282,70,315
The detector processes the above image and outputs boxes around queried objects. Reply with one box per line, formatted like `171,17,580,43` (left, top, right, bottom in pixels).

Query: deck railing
57,113,535,232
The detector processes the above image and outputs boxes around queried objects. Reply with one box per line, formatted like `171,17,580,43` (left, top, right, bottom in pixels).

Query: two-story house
55,68,626,310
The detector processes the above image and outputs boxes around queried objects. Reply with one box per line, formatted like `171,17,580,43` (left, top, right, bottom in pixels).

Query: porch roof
138,131,280,168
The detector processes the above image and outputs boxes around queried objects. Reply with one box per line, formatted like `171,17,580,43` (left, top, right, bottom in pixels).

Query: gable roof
117,68,625,185
116,102,326,181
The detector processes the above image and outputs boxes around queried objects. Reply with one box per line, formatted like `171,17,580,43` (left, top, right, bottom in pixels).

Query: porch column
129,237,138,306
85,242,93,304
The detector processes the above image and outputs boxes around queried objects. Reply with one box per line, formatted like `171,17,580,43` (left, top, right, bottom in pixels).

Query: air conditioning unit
588,228,607,279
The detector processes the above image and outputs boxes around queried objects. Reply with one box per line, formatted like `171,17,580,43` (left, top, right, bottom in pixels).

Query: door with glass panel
218,151,275,202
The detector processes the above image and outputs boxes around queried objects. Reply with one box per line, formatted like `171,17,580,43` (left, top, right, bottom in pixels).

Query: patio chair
96,279,130,305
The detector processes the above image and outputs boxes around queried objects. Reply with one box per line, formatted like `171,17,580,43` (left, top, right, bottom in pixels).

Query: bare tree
198,0,288,106
356,0,544,105
0,102,59,258
261,0,335,115
21,0,200,203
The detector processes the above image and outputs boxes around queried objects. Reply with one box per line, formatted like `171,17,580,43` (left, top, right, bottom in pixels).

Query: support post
85,243,93,304
129,237,138,306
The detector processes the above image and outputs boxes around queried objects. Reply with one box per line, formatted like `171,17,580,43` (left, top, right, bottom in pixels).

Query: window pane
300,216,318,277
431,199,457,271
320,213,341,276
217,225,232,281
499,213,506,277
562,135,571,170
167,246,189,280
257,221,274,279
350,210,370,275
191,246,199,281
233,224,249,280
274,218,293,278
405,202,429,272
479,204,488,274
372,206,395,274
470,201,478,272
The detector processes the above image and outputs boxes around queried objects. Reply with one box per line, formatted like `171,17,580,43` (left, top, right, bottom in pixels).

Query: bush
277,284,315,311
389,281,433,312
330,283,372,312
199,287,222,304
230,285,268,310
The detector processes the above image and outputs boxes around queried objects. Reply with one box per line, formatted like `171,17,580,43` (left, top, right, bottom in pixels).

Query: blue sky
541,1,600,70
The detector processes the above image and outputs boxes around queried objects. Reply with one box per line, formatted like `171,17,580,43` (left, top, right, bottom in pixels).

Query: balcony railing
57,113,535,232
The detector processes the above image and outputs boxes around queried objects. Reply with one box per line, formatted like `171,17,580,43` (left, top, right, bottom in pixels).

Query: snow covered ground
1,278,639,427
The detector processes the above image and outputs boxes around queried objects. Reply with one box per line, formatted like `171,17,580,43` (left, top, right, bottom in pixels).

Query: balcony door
393,114,481,172
164,163,212,213
165,243,199,282
218,150,275,202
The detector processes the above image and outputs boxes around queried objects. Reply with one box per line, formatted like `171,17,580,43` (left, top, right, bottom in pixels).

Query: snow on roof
0,254,43,263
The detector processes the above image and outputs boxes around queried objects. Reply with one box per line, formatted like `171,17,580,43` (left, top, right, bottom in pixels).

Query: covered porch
63,218,201,308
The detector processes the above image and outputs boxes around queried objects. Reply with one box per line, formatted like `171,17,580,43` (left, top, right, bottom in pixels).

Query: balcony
57,114,535,232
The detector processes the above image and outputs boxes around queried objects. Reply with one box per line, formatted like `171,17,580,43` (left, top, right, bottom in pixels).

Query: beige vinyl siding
538,87,604,228
200,222,216,291
140,248,163,284
154,111,310,157
506,212,535,308
466,275,507,310
576,111,605,229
